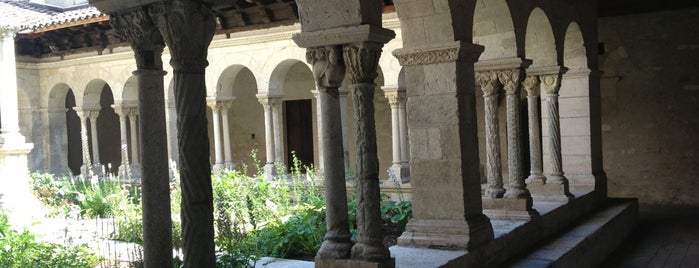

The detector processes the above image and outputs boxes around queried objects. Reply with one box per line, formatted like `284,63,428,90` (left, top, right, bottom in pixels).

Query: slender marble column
128,109,140,165
258,97,276,177
150,1,217,266
112,10,173,266
476,71,505,198
88,110,102,175
344,42,391,261
113,105,131,179
383,87,409,182
338,88,351,179
499,69,530,199
208,100,224,172
74,108,93,177
398,97,409,167
307,45,353,260
540,74,573,199
221,101,234,170
523,76,546,184
312,89,325,174
271,98,284,166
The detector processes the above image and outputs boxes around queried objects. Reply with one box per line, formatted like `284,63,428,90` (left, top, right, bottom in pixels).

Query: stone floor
601,206,699,268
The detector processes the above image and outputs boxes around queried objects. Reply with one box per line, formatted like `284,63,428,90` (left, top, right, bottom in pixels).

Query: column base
527,180,575,202
92,164,105,177
80,164,92,178
397,214,494,249
118,164,131,180
315,258,395,268
224,162,236,171
263,163,277,180
482,197,539,220
129,163,142,179
212,164,225,175
388,164,410,183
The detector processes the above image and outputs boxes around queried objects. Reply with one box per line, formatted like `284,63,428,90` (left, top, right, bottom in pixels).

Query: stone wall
599,8,699,207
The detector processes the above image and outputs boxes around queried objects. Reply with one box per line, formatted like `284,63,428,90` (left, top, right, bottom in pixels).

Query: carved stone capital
383,90,406,108
0,27,18,39
540,74,562,95
393,42,484,66
127,107,139,118
149,0,216,73
498,69,522,95
111,104,129,117
476,71,501,96
306,45,346,88
522,75,540,97
110,9,165,70
343,42,383,84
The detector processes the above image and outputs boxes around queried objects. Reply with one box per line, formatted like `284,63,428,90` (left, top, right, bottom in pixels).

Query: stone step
508,199,639,268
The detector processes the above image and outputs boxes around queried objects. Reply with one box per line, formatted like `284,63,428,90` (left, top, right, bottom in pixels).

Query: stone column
398,95,409,170
257,97,276,177
499,69,530,199
207,100,224,173
73,108,93,177
112,10,174,267
271,98,284,166
306,46,353,260
535,73,574,201
338,87,351,179
311,89,325,174
88,110,102,174
113,105,131,180
383,87,409,183
0,27,40,228
220,100,234,170
150,1,217,266
393,42,494,249
523,75,546,184
128,108,141,177
476,71,505,198
344,42,391,262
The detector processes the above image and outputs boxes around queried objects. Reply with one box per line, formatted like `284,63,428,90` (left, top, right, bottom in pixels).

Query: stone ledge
528,182,575,202
315,258,395,268
482,197,539,220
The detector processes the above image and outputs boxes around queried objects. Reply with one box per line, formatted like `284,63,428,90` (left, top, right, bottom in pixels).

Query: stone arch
525,8,558,67
214,64,254,98
563,22,588,69
83,79,109,109
259,47,308,94
397,68,406,89
122,76,138,105
473,0,518,60
267,59,311,96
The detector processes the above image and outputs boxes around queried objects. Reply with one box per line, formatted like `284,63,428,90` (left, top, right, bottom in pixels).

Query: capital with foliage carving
343,42,383,85
306,45,346,88
149,0,216,73
476,71,501,96
540,74,562,95
522,75,540,97
498,69,521,95
110,9,165,70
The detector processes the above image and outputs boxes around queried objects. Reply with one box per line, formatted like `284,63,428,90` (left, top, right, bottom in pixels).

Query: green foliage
248,204,325,259
0,212,98,267
381,200,412,232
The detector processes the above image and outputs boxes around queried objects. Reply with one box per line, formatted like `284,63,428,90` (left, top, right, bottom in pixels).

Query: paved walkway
602,209,699,268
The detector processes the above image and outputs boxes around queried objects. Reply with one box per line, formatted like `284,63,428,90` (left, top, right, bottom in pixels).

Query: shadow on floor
602,205,699,268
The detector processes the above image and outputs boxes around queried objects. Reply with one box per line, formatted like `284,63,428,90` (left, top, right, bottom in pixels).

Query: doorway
285,99,314,172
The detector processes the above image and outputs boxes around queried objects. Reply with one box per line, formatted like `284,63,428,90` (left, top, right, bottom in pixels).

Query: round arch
83,79,110,109
563,22,588,69
215,64,256,98
473,0,517,60
122,76,138,105
525,8,557,67
259,47,308,94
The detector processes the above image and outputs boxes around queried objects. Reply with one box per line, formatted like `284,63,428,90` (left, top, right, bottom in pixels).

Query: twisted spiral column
540,74,567,184
476,71,505,198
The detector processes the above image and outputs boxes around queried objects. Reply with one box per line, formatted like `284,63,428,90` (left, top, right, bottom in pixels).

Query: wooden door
285,99,314,172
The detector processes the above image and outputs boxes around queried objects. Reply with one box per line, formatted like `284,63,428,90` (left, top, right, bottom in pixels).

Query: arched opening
473,0,517,60
66,89,82,175
563,22,587,70
525,8,557,68
211,65,264,175
278,60,315,172
97,85,121,175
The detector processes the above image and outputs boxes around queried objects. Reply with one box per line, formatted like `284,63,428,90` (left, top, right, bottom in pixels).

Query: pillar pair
73,107,101,177
256,95,283,177
383,87,410,183
207,98,234,173
113,105,141,179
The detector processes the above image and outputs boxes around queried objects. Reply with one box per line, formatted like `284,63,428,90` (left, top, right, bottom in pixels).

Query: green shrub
0,212,98,267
